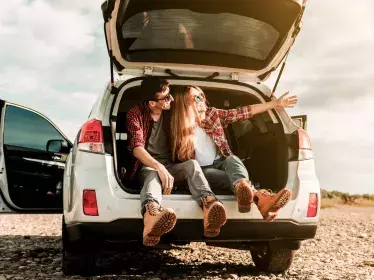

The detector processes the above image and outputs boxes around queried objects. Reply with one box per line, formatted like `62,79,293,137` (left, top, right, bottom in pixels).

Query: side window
4,105,65,151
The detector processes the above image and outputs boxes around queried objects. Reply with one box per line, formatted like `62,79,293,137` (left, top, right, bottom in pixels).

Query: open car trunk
112,83,288,194
102,0,307,81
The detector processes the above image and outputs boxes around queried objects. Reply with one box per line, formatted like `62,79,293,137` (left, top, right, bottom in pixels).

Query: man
126,77,226,247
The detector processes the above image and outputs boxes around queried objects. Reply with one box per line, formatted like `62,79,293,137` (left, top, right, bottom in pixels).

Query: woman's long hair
171,86,200,162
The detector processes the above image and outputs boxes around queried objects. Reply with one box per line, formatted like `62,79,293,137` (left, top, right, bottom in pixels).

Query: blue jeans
202,155,250,192
138,159,217,214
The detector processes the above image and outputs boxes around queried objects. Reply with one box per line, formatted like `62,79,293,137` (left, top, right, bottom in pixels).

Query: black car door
0,103,71,212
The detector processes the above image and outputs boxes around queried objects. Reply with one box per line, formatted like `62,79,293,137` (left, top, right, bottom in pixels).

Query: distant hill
321,189,374,208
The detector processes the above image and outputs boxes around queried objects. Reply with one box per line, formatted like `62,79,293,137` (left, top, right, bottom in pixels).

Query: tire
250,247,296,273
62,216,96,276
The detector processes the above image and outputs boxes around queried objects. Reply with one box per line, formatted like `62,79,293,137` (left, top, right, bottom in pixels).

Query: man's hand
275,91,298,108
133,147,174,195
156,164,174,195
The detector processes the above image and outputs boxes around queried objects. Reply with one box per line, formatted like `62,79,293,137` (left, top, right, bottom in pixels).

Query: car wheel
62,216,96,276
250,247,296,273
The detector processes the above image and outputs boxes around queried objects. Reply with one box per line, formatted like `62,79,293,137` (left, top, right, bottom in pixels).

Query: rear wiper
165,69,179,77
205,72,219,80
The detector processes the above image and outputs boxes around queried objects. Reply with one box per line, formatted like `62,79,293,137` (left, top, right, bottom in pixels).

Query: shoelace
146,203,163,216
202,196,218,208
256,189,277,198
234,179,254,193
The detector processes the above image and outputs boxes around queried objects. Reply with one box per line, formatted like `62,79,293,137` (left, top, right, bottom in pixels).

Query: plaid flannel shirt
200,105,253,157
126,103,153,179
126,103,171,179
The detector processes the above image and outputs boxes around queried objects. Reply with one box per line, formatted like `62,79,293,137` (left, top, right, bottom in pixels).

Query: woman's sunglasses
194,95,203,103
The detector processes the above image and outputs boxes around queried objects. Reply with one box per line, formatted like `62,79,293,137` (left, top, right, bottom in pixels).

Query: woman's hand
275,91,298,108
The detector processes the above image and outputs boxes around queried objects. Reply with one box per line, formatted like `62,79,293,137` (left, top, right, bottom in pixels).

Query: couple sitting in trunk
126,77,298,246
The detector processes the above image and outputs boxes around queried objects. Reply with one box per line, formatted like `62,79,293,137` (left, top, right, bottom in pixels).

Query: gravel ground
0,205,373,280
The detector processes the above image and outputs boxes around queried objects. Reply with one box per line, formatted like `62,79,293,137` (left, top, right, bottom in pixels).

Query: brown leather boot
234,179,254,213
143,202,177,246
254,189,292,222
202,196,227,238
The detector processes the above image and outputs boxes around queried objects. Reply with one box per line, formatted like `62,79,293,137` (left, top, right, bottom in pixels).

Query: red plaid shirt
126,103,153,179
126,103,252,179
126,103,171,179
200,105,253,157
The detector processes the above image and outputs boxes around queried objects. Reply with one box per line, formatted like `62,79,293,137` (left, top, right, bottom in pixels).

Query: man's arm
133,146,161,170
132,147,174,195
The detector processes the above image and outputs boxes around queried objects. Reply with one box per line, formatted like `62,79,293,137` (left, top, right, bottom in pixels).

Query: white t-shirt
194,126,220,166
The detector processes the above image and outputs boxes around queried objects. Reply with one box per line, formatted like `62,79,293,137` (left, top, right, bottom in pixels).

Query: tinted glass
122,9,279,61
4,105,65,151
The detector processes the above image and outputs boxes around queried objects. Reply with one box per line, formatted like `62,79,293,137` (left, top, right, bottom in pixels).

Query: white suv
0,0,320,276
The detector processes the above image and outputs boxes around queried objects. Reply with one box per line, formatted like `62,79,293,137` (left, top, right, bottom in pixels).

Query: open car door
0,101,72,213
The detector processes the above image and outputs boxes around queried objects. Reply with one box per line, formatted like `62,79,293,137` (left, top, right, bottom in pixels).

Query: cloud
265,0,374,194
267,0,374,101
313,140,374,194
0,0,108,142
52,118,83,142
0,0,99,68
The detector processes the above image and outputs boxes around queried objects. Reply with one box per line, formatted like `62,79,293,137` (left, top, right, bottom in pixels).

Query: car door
0,102,72,213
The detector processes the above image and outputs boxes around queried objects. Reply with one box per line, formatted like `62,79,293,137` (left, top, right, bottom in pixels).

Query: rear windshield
122,9,279,61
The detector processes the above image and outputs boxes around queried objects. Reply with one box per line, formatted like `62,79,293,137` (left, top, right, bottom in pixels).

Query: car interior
113,84,289,195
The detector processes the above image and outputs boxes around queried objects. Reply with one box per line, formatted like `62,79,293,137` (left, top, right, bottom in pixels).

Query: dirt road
0,205,373,280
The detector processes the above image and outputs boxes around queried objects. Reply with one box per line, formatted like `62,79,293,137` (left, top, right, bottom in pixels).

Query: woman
171,86,297,221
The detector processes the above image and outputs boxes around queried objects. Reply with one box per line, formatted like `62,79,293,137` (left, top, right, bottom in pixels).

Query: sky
0,0,373,194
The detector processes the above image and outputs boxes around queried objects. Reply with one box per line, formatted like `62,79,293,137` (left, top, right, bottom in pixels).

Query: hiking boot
254,189,292,222
143,202,177,246
202,196,227,238
234,179,254,213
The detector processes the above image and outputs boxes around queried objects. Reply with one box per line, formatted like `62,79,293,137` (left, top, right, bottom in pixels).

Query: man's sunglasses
154,93,173,102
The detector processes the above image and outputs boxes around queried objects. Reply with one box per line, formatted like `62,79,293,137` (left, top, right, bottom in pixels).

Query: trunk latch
230,72,239,81
144,67,154,76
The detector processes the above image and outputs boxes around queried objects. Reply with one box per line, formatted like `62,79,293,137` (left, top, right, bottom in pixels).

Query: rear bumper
66,219,317,243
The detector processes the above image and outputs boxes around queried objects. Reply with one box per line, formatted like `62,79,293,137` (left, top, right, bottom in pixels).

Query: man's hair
140,77,170,101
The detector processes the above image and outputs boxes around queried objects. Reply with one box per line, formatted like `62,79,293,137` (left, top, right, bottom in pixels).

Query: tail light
297,128,313,161
83,190,99,216
307,193,318,217
78,119,104,153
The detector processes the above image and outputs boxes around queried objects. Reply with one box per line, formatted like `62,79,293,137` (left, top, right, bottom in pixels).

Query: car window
122,10,279,61
3,105,65,151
